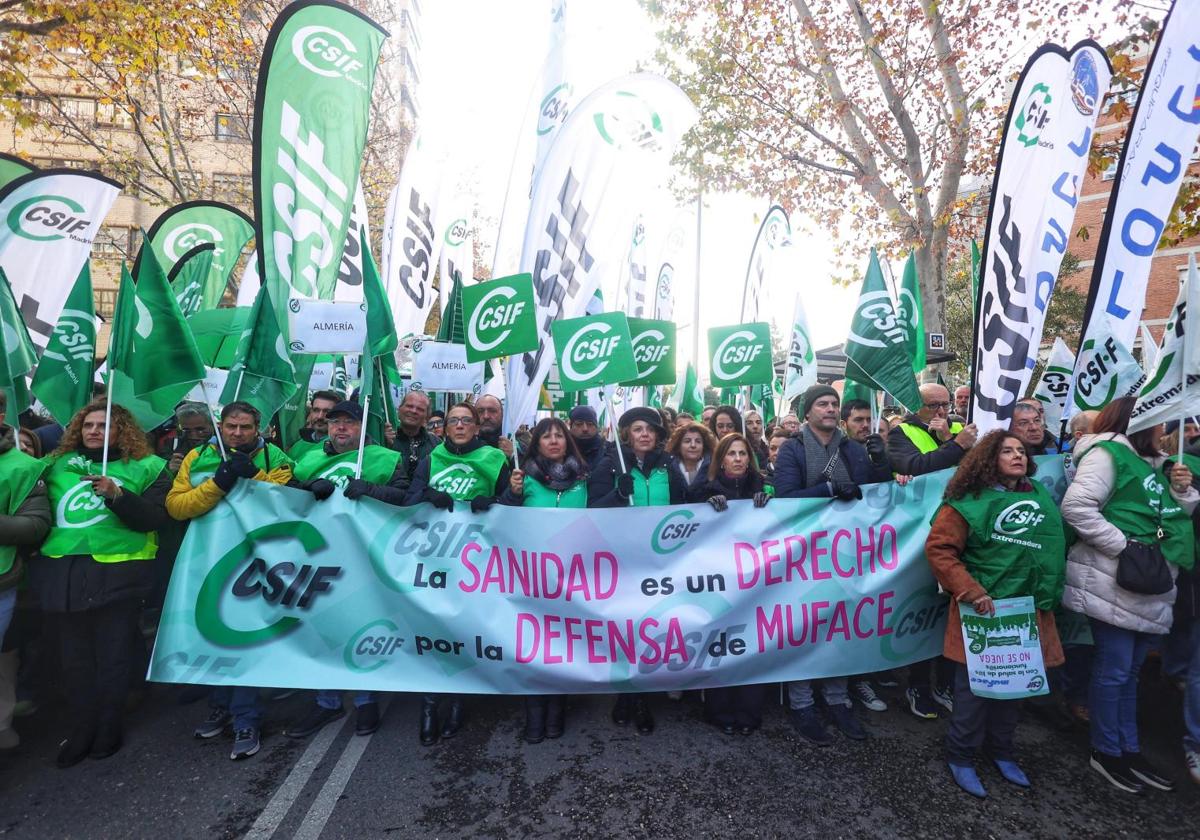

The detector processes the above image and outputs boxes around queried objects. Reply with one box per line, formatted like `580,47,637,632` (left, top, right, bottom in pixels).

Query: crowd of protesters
0,379,1197,801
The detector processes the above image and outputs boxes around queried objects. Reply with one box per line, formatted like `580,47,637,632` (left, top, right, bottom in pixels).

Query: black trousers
945,663,1019,765
58,599,141,726
705,683,769,728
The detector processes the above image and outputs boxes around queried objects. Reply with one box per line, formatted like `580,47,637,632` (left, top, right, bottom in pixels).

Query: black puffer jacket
687,468,765,503
29,447,171,613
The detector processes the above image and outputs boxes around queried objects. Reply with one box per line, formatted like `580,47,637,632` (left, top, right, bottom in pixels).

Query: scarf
801,424,851,488
525,454,586,491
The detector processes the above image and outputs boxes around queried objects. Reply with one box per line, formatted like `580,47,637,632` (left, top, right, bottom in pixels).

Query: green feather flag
31,261,95,425
0,267,36,416
843,248,922,413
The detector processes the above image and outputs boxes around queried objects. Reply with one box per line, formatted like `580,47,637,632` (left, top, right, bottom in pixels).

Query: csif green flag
219,283,298,428
167,242,215,319
551,311,638,391
145,201,254,311
623,317,675,387
0,267,36,414
669,362,704,416
707,322,773,388
843,249,921,413
108,249,206,430
896,251,925,372
31,261,95,425
461,273,539,362
360,229,399,442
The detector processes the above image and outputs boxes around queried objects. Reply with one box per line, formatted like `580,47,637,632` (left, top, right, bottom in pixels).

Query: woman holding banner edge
500,416,590,743
588,407,688,734
925,429,1068,798
402,401,511,746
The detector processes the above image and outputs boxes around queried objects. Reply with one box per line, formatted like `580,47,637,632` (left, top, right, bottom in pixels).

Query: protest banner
959,596,1050,700
149,459,1069,693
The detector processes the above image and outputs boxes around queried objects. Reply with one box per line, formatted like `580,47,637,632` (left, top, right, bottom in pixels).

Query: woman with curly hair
925,430,1068,798
666,421,716,486
29,401,171,768
707,404,742,441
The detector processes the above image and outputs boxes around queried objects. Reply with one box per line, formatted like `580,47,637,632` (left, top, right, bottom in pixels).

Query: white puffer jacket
1060,434,1200,634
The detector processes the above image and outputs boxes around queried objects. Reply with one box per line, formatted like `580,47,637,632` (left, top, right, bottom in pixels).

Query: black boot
440,698,464,739
90,711,123,760
545,696,565,739
523,697,547,744
419,696,439,746
633,696,655,735
56,721,96,769
611,695,632,725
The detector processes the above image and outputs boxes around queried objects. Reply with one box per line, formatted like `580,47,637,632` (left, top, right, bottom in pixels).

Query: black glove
753,491,771,508
707,494,728,512
470,495,496,514
427,490,455,511
864,434,888,467
615,473,634,499
343,479,372,500
307,478,336,500
212,460,238,492
832,481,862,501
229,451,259,479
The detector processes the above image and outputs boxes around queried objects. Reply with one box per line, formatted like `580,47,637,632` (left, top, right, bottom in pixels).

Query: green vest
943,482,1067,609
188,442,292,487
40,452,166,562
293,444,403,489
427,443,507,501
523,477,588,508
288,437,325,462
899,421,963,454
1085,441,1195,571
628,467,671,507
0,445,47,575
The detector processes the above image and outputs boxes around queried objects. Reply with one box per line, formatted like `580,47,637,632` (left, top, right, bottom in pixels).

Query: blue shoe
948,762,987,798
993,758,1030,788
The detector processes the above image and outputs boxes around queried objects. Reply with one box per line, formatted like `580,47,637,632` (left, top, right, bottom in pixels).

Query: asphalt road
1,669,1198,839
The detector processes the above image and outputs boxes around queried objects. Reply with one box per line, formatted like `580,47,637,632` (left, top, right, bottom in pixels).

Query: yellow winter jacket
166,444,293,521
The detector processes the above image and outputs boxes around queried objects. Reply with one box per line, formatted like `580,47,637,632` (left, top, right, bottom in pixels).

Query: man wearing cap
887,383,978,477
166,400,294,761
390,390,437,494
772,384,887,744
289,390,340,461
569,405,608,469
286,400,407,739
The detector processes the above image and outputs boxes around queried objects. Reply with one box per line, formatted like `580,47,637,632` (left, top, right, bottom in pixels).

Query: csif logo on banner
1015,82,1053,149
624,317,675,386
6,194,93,242
593,90,665,151
196,521,340,647
462,274,538,362
708,322,772,387
165,222,224,266
632,328,669,373
551,311,638,390
538,82,572,136
292,25,367,88
41,307,93,366
849,290,906,349
712,331,762,379
443,217,468,247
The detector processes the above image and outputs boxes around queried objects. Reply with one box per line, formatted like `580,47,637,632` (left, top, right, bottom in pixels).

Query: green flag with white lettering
897,251,925,372
461,273,538,362
671,362,703,416
707,322,773,388
361,229,399,442
551,312,638,390
167,242,215,319
31,261,95,425
0,267,35,415
219,283,298,428
843,249,921,413
108,249,205,430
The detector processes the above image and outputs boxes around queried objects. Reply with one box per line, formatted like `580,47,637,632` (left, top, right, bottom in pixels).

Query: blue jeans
787,677,849,710
1089,618,1156,756
317,690,375,710
210,686,262,730
1184,619,1200,753
0,588,15,647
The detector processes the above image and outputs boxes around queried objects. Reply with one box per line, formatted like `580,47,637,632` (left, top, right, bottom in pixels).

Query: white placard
187,367,230,408
287,298,367,354
410,340,483,394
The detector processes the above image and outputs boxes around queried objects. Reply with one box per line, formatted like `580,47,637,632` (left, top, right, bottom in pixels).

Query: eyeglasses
428,420,445,428
445,417,475,427
923,401,950,410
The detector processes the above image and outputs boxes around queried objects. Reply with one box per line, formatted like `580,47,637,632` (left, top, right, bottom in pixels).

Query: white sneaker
932,685,954,713
1186,749,1200,786
850,680,887,712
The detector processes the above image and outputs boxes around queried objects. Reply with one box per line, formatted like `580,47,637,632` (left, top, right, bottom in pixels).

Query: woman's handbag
1115,537,1173,596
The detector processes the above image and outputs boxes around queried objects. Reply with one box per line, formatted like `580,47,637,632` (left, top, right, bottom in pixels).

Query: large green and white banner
253,0,386,322
145,201,255,311
149,460,1065,693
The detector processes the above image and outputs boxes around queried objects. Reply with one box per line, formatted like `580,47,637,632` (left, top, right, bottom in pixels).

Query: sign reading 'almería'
461,273,539,362
707,322,773,388
148,461,1071,694
551,311,638,390
622,317,676,386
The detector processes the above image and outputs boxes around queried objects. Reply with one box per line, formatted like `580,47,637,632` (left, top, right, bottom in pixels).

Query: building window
211,171,252,203
1104,87,1138,114
401,87,418,126
402,47,420,85
94,289,117,318
401,10,421,49
58,96,95,124
1101,161,1117,181
31,156,90,170
214,112,251,143
93,225,133,261
96,100,133,129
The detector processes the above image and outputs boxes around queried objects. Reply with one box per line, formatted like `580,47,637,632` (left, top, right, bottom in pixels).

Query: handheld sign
551,312,638,391
410,339,484,394
287,299,366,354
707,322,773,388
621,317,676,386
959,596,1049,700
461,273,539,362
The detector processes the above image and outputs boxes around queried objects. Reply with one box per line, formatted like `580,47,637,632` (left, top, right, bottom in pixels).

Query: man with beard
568,405,608,469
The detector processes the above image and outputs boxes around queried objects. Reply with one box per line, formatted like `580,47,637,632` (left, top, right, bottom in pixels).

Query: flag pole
692,189,702,371
198,379,227,459
100,388,114,477
604,390,632,507
354,393,369,480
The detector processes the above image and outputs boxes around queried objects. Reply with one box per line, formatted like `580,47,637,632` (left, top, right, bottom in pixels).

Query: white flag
1031,337,1076,433
333,180,370,304
741,204,790,323
782,291,817,406
437,193,474,312
622,216,649,318
502,73,697,433
1129,255,1200,433
1139,322,1159,374
235,251,260,307
0,169,120,351
381,134,448,339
